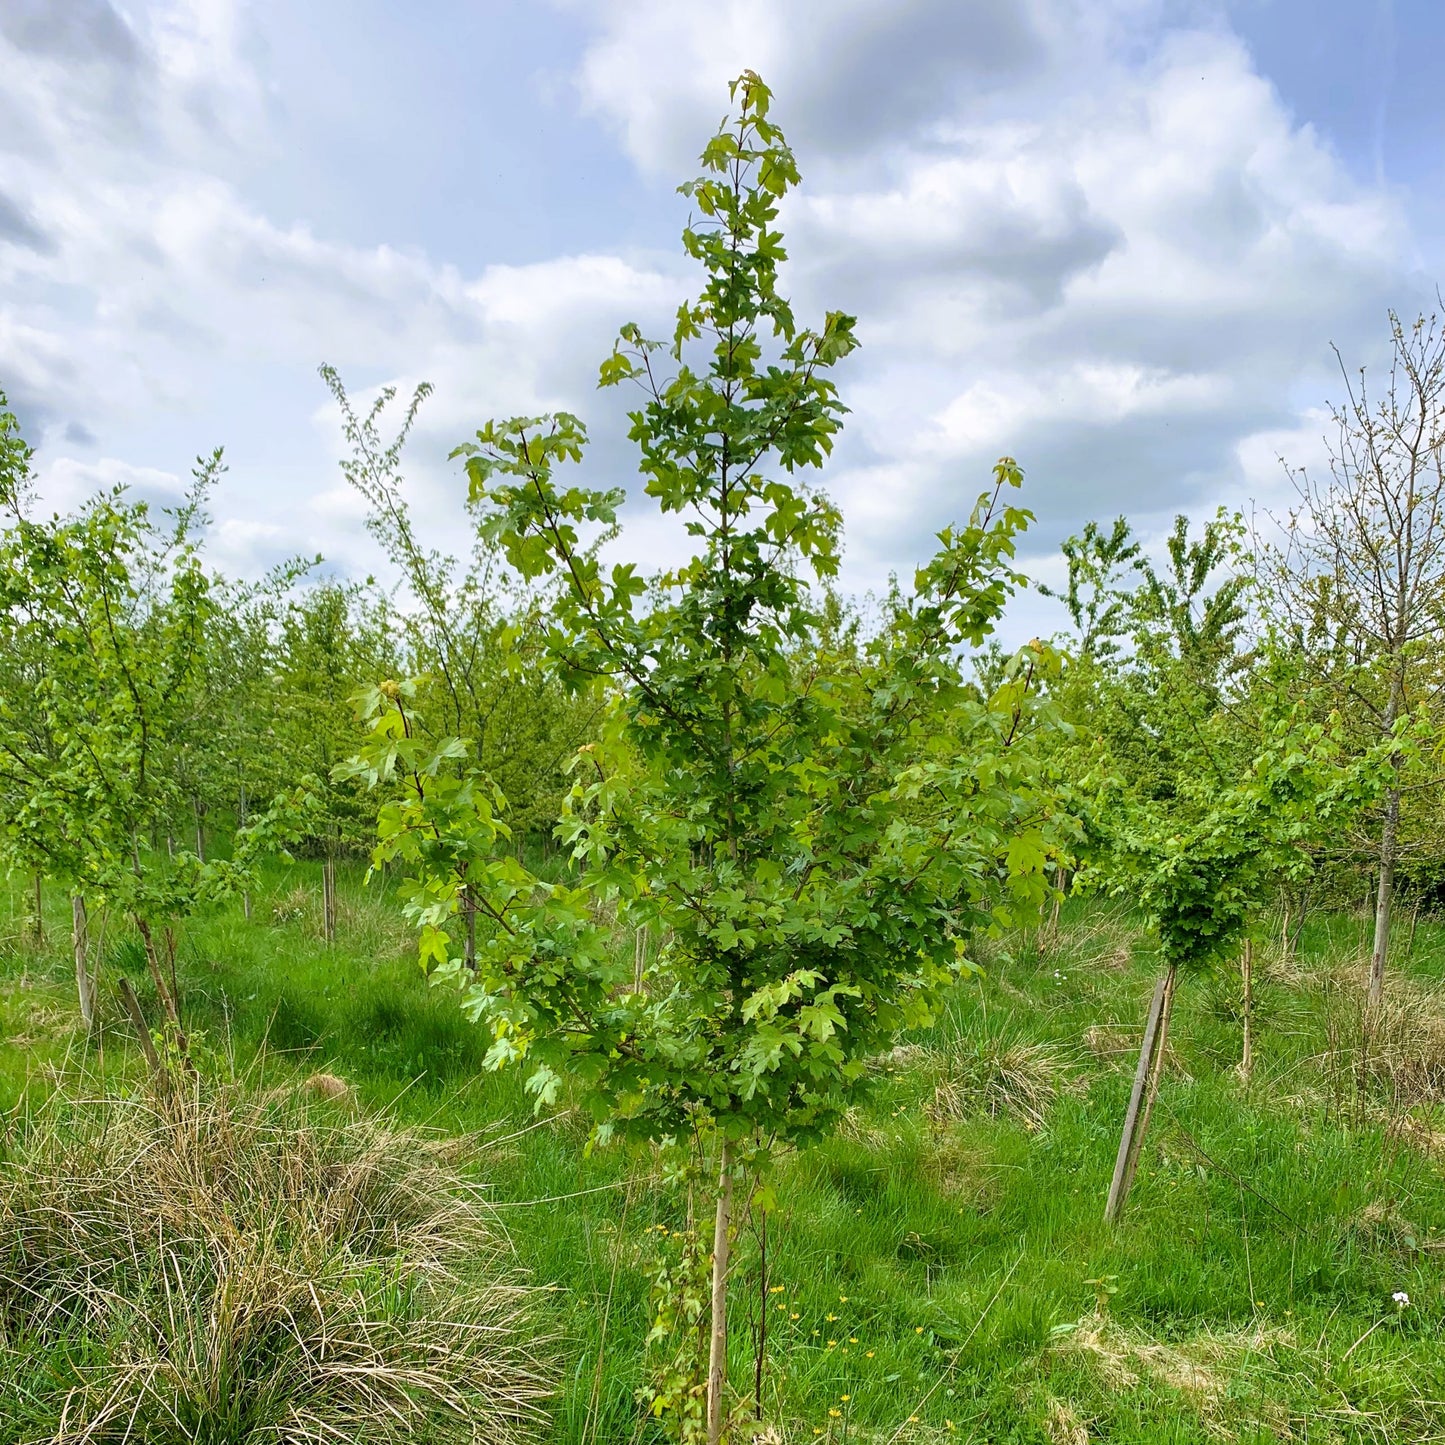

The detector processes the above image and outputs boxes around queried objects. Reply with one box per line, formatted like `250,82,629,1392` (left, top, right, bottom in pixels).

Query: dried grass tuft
928,1034,1078,1132
1042,1396,1090,1445
1319,973,1445,1110
1050,1317,1290,1438
0,1078,553,1443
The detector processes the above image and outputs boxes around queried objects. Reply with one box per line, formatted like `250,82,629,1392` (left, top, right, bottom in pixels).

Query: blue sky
1,0,1441,634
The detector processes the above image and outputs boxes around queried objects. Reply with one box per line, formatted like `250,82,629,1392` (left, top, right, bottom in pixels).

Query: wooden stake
323,857,338,944
72,895,93,1031
117,976,162,1077
1239,940,1253,1084
1105,969,1171,1225
30,872,43,944
707,1141,734,1445
1119,964,1178,1210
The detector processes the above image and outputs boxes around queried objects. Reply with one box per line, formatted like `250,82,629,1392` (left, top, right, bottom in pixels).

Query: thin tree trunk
464,885,477,972
1369,785,1401,1004
30,872,43,944
323,858,338,944
133,915,188,1061
707,1142,734,1445
1041,864,1066,952
754,1208,768,1422
1239,939,1253,1084
1105,966,1174,1225
239,783,252,919
72,895,93,1030
192,797,204,862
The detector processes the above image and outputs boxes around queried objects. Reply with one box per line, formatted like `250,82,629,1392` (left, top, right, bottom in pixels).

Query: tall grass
0,1074,553,1444
10,867,1445,1440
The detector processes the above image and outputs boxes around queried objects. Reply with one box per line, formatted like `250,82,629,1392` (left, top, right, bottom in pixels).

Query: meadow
5,862,1445,1444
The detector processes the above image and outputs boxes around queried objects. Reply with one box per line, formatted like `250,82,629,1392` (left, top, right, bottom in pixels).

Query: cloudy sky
1,0,1441,636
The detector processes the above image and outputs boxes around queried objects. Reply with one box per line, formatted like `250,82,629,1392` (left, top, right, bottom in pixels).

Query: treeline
2,271,1437,1043
0,374,592,1024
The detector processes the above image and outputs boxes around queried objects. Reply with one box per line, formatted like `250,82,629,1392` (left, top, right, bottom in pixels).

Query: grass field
5,862,1445,1443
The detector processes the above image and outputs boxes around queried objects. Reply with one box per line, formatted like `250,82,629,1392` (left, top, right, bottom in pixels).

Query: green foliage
350,73,1076,1159
639,1223,713,1437
0,396,317,1002
0,433,218,917
1104,710,1407,974
321,366,596,839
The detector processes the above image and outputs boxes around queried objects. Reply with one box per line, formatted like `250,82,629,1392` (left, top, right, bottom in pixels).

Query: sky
2,0,1442,638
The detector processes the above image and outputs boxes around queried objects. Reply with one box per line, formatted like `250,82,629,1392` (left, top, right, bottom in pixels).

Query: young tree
1265,310,1445,1002
1098,709,1398,1223
321,367,596,845
347,75,1074,1443
0,402,309,1037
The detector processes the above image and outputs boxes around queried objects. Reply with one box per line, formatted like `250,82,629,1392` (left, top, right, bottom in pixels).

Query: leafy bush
0,1077,552,1443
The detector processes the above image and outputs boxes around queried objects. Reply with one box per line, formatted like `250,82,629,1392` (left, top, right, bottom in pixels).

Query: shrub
0,1077,552,1443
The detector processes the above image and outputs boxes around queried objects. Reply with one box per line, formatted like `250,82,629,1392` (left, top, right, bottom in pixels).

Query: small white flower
1053,970,1062,979
1392,1291,1410,1309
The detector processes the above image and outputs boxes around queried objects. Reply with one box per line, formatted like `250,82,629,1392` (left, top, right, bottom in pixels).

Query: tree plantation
6,75,1445,1445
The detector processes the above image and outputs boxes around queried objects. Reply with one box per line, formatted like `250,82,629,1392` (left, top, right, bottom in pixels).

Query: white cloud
565,5,1417,603
35,455,186,515
0,0,1433,645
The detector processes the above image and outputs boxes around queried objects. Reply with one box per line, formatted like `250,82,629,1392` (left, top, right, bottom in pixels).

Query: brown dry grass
0,1076,553,1443
1049,1317,1291,1439
927,1036,1078,1132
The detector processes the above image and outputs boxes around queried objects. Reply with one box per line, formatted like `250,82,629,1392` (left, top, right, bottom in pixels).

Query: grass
0,1075,553,1443
6,865,1445,1442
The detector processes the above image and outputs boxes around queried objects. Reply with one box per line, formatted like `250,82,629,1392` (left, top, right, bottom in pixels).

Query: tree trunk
323,858,338,944
464,886,477,972
133,915,190,1064
1105,965,1176,1225
707,1142,734,1445
72,895,93,1030
1369,785,1401,1005
192,797,205,862
117,976,162,1077
1239,939,1253,1084
1042,865,1066,952
30,872,43,944
239,784,252,920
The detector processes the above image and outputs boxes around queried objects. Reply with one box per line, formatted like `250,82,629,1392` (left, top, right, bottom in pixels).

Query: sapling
346,74,1075,1443
1101,711,1402,1223
0,399,317,1037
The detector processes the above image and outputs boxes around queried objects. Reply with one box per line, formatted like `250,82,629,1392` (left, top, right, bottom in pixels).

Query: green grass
7,866,1445,1442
